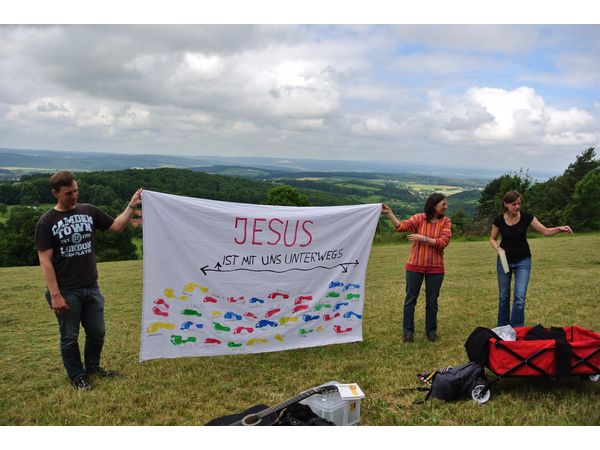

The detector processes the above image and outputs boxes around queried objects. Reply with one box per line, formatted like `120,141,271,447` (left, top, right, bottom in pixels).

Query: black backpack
420,362,487,401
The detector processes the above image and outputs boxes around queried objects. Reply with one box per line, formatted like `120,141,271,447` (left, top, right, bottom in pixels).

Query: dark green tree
476,170,532,222
0,206,44,266
265,185,310,206
563,169,600,230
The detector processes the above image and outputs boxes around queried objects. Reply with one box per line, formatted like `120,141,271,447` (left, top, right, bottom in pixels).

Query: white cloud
433,86,598,146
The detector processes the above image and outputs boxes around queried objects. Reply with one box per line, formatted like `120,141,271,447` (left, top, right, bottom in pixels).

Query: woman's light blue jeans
45,282,106,380
496,256,531,327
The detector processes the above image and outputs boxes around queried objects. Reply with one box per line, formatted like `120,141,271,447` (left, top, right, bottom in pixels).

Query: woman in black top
489,191,573,327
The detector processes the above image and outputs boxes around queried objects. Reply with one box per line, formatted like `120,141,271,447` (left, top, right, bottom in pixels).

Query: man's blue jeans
496,256,531,327
403,270,444,336
45,283,106,380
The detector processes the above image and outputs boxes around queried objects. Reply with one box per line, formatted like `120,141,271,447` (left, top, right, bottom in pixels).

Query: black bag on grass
428,362,486,401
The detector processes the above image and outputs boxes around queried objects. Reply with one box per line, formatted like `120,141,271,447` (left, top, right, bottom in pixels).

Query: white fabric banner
139,190,381,361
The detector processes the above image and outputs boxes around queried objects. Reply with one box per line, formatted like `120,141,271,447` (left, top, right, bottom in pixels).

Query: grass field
1,234,599,426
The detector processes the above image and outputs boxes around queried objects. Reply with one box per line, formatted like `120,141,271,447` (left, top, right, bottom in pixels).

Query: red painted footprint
152,306,169,317
268,292,289,300
265,308,281,318
323,312,341,321
333,325,353,334
292,304,309,313
294,295,313,305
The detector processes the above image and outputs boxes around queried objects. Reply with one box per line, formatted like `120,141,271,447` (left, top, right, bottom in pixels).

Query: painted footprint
343,311,363,319
183,282,209,293
244,312,258,320
249,297,265,304
265,308,281,318
279,317,299,326
333,302,349,311
247,338,268,346
292,304,309,313
294,295,313,305
152,306,169,317
323,312,341,321
268,292,289,300
203,296,218,303
181,309,202,317
224,311,243,320
227,341,243,348
343,283,361,291
333,325,353,334
228,296,245,303
164,288,188,301
233,326,254,335
256,319,278,328
180,321,204,330
154,298,170,308
213,322,231,332
326,292,341,298
146,322,175,333
299,328,314,335
314,304,332,311
204,338,222,345
274,334,284,342
346,294,361,300
170,335,197,345
328,281,344,289
302,314,320,322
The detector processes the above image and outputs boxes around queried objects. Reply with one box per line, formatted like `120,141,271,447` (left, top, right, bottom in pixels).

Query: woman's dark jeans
403,270,444,336
46,283,106,380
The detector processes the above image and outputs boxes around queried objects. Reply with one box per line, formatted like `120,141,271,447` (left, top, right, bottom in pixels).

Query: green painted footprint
181,309,202,316
346,294,360,300
326,292,340,298
314,304,332,311
227,341,243,348
170,335,197,345
213,322,231,332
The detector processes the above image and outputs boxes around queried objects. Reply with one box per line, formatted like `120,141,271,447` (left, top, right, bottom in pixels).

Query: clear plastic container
300,381,361,425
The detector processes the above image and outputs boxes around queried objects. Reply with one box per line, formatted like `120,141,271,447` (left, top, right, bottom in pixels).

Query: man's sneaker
72,375,92,390
427,332,437,342
88,367,120,378
403,333,414,343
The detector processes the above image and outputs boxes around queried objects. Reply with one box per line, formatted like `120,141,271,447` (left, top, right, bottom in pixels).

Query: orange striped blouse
395,213,452,274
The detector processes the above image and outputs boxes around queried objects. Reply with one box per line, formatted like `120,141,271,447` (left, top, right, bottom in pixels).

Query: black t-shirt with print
34,204,114,289
493,210,534,263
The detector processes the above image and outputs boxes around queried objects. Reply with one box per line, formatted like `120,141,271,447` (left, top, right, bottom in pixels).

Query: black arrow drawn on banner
200,260,359,276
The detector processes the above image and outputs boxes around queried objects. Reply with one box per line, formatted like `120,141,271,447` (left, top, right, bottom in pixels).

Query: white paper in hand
498,249,509,274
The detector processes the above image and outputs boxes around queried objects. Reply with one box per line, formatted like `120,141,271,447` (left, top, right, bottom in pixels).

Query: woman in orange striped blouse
382,193,452,343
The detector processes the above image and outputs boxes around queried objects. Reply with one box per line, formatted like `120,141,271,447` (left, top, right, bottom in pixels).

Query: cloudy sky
1,17,599,175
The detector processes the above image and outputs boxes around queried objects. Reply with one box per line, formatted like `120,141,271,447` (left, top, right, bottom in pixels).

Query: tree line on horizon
0,147,597,267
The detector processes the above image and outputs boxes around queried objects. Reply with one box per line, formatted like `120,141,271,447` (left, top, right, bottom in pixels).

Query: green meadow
1,234,599,425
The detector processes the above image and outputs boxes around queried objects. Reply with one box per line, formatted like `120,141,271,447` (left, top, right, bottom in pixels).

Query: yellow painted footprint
164,288,188,301
146,322,175,333
247,338,268,346
274,334,284,342
183,282,209,294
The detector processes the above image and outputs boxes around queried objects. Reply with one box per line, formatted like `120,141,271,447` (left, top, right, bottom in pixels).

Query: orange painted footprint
146,322,175,333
